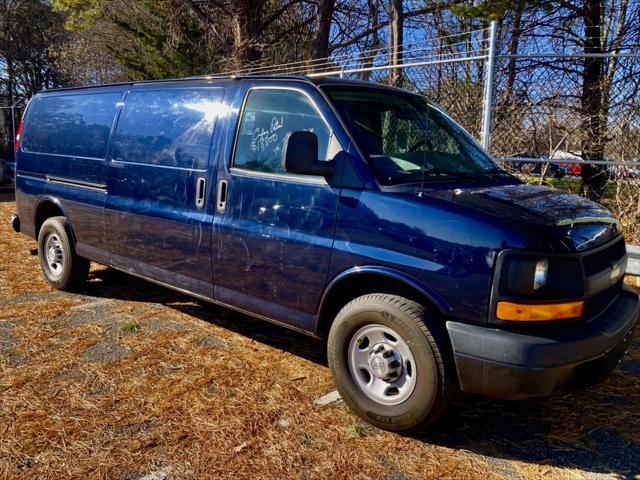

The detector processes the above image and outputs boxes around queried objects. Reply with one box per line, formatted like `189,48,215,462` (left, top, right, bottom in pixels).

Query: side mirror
282,131,336,177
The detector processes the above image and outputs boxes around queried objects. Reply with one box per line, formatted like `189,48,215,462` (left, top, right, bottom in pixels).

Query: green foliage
346,423,365,436
107,3,220,80
52,0,105,30
53,0,223,80
453,0,550,20
120,323,141,334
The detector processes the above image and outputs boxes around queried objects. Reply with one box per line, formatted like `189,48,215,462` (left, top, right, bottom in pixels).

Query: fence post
10,104,16,154
481,20,498,152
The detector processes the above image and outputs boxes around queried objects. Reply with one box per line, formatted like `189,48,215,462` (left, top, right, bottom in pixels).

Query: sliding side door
105,85,224,298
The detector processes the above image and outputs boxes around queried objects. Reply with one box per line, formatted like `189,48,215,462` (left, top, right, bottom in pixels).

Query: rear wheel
37,216,89,291
327,294,456,431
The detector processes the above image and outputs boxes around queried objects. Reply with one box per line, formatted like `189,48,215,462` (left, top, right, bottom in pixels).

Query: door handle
216,179,228,212
195,177,206,209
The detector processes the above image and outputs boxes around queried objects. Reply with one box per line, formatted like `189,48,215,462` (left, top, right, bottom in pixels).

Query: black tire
37,216,89,291
327,294,457,432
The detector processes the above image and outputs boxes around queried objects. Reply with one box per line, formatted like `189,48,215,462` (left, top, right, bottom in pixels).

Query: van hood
416,183,621,252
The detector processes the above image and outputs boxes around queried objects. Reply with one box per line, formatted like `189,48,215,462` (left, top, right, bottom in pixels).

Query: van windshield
323,86,504,186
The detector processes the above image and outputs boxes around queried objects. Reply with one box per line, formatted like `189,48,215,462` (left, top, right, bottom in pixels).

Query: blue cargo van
11,76,639,431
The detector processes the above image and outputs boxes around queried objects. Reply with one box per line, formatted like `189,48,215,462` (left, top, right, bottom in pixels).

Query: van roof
37,74,405,94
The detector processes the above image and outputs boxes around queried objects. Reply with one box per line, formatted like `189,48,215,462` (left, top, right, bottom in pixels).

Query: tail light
14,119,24,152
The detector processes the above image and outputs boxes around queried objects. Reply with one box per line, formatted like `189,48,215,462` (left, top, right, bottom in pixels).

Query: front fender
315,265,453,333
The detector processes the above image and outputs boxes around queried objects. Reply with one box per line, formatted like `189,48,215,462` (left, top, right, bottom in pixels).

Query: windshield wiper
431,167,511,180
390,167,511,185
419,168,480,179
474,168,513,182
482,167,510,175
386,169,473,185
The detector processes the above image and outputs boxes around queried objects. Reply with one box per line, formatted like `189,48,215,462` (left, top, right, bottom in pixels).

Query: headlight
499,254,583,299
533,258,549,291
494,253,584,322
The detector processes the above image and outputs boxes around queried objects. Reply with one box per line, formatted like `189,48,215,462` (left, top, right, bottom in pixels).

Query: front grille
585,278,623,318
582,237,626,319
582,237,626,277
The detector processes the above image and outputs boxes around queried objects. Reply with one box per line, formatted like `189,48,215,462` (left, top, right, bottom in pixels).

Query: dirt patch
144,315,193,333
198,335,225,349
5,352,30,367
58,366,93,382
0,320,16,352
0,291,70,306
66,299,116,328
483,457,525,480
81,340,131,364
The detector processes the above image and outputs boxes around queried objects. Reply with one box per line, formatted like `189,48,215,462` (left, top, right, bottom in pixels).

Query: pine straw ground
0,187,639,480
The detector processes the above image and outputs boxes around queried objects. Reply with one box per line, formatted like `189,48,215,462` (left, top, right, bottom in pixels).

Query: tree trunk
232,0,263,68
310,0,335,66
388,0,403,87
580,0,608,201
496,1,524,124
361,0,381,81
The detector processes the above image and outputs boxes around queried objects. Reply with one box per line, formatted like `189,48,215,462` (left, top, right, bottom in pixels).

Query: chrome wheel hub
368,343,402,381
45,233,64,279
348,324,417,405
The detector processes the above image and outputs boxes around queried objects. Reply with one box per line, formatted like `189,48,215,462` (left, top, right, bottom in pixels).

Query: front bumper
447,285,639,400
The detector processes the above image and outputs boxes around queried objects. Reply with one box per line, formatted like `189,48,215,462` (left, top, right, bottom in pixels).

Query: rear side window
22,92,120,158
113,89,222,170
234,89,331,174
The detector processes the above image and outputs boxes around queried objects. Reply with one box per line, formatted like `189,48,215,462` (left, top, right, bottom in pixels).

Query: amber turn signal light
496,300,584,322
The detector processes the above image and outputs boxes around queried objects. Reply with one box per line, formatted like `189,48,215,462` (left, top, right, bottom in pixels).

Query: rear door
105,85,224,297
17,90,122,255
212,84,344,331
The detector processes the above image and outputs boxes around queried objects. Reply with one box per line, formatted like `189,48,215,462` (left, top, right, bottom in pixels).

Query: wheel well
34,201,65,239
316,273,443,338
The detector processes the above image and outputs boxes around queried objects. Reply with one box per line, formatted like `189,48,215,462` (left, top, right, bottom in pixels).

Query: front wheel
327,294,456,431
37,216,89,291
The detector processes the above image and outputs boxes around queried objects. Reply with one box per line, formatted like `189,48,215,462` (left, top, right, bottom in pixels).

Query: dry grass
0,187,639,480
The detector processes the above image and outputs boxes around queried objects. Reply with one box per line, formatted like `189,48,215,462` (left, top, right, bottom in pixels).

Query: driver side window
234,89,331,174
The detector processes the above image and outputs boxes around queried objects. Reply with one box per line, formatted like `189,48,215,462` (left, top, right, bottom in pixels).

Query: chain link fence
491,55,640,163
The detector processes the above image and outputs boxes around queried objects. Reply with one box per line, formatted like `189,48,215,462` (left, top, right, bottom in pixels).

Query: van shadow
423,387,640,479
79,267,327,366
80,267,640,478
